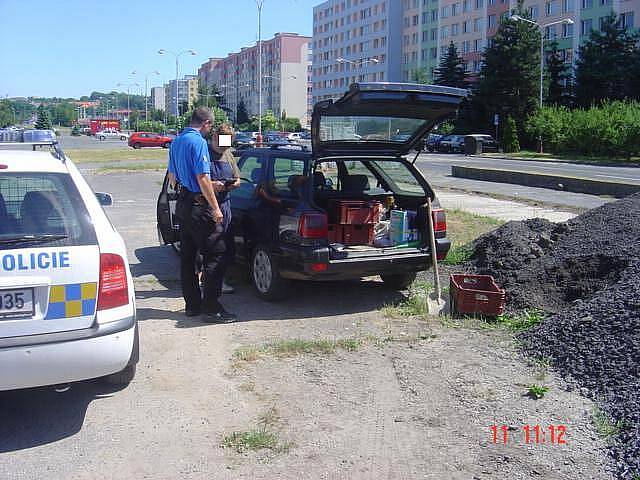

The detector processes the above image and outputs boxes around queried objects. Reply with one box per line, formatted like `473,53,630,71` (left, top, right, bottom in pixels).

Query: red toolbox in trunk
450,274,506,316
328,200,381,224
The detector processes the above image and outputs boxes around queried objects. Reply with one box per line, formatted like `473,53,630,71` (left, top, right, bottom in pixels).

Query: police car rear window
0,173,97,249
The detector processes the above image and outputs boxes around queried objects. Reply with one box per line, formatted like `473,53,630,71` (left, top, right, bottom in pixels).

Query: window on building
488,14,496,28
413,14,419,25
441,26,449,38
431,9,438,21
430,47,438,58
422,30,428,41
580,18,592,35
441,5,450,17
528,5,539,19
621,11,634,29
431,28,437,40
463,0,470,11
422,11,429,23
452,3,459,15
474,17,484,31
475,0,483,9
545,24,557,39
562,22,574,37
545,0,557,15
452,23,460,35
564,48,574,63
463,20,470,32
562,0,574,12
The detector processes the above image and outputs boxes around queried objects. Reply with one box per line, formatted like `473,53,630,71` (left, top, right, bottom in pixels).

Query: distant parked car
465,134,499,153
233,133,256,150
128,132,173,149
425,133,442,152
288,132,303,142
97,129,128,141
438,134,465,153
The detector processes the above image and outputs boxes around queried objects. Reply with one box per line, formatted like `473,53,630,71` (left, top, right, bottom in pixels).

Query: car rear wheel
162,142,171,148
120,136,127,141
132,143,141,149
251,245,287,301
99,136,105,141
381,272,417,290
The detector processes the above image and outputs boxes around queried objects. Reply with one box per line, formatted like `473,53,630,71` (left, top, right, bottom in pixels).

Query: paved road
415,153,614,210
58,134,131,150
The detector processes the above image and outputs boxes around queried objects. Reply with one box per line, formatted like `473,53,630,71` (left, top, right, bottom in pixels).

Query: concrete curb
480,153,640,168
451,165,640,198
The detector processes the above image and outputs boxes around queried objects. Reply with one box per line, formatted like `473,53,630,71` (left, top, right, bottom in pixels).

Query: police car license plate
0,288,35,319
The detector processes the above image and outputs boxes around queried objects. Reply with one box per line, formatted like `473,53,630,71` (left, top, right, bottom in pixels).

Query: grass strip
65,148,168,164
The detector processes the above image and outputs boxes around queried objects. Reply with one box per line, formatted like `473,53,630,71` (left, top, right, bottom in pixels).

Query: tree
411,68,430,84
434,42,467,88
472,4,540,143
502,116,520,152
0,101,13,127
35,105,52,130
282,117,302,132
545,42,571,106
575,13,640,106
236,100,249,125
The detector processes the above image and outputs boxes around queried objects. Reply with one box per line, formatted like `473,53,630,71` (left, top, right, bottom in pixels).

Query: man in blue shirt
169,107,236,323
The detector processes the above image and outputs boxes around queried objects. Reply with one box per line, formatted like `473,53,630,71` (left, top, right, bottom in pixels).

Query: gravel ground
466,193,640,479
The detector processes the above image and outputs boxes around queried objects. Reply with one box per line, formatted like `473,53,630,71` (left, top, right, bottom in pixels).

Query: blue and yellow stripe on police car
45,282,97,320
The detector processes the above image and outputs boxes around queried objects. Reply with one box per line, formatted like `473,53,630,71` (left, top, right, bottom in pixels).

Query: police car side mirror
95,192,113,206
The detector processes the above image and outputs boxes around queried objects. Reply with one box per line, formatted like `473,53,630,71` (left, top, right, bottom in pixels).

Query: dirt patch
225,316,612,479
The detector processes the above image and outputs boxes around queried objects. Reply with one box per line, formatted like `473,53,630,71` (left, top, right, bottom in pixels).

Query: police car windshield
0,173,96,249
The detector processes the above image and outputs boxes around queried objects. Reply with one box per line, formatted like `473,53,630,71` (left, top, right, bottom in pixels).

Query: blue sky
0,0,317,98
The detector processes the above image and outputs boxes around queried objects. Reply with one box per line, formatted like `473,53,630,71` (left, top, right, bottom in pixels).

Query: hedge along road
0,170,615,479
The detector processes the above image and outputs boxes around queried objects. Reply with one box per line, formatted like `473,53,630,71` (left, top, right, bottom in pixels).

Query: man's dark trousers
178,199,227,314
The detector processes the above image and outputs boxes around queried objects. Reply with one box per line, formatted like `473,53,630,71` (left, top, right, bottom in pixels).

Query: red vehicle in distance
128,132,174,149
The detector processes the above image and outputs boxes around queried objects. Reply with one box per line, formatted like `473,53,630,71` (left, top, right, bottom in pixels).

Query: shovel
426,196,448,315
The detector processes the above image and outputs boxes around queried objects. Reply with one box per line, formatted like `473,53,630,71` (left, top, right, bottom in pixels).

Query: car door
156,171,179,246
229,153,267,258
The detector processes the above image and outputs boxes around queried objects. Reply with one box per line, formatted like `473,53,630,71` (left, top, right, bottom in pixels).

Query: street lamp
117,82,140,131
131,70,160,122
255,0,265,145
510,15,574,109
336,57,380,82
158,49,197,119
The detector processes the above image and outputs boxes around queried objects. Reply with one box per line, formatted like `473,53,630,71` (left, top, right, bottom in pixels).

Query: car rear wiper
0,234,68,245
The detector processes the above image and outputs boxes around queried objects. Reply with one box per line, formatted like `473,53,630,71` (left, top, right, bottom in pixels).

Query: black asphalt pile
520,262,640,479
468,193,640,314
466,193,640,479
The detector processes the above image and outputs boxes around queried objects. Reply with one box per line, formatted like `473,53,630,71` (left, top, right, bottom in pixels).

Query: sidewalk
437,191,576,222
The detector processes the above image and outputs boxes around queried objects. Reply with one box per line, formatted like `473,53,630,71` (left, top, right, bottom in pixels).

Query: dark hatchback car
157,83,467,300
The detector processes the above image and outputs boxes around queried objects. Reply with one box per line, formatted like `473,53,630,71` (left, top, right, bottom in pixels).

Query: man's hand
211,180,225,192
212,207,224,223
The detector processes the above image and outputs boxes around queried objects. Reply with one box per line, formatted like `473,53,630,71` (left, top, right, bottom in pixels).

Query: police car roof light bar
0,127,67,163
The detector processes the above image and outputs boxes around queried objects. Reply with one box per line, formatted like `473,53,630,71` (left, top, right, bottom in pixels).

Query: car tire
120,136,127,141
162,142,170,149
251,245,287,301
381,272,417,290
132,143,141,149
99,136,105,141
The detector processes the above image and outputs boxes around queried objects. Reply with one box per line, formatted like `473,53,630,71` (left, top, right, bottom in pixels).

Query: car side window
271,157,307,198
232,155,263,201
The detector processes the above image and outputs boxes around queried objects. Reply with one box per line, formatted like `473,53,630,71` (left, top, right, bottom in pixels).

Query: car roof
0,150,69,173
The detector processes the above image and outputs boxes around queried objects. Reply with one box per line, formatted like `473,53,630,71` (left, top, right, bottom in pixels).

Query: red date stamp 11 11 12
491,425,567,445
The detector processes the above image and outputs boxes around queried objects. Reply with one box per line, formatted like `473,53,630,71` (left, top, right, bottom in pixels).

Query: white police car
0,131,138,390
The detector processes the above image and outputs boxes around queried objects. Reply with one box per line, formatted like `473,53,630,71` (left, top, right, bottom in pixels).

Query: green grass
97,163,167,173
443,209,504,266
494,309,545,331
592,407,624,439
381,281,432,318
485,150,640,165
65,148,169,164
527,384,549,399
221,430,278,453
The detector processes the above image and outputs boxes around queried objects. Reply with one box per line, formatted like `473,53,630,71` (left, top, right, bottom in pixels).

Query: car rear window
0,172,97,249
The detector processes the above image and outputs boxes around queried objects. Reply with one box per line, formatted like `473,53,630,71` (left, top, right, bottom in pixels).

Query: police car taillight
97,253,129,310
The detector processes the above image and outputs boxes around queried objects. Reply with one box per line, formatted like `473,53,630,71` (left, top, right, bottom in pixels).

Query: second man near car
168,107,236,323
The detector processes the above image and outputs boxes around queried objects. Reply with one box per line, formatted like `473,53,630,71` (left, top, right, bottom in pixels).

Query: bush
502,116,520,153
525,101,640,159
135,120,167,133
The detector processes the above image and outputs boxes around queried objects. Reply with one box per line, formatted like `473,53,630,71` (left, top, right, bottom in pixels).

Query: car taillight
97,253,129,310
432,208,447,234
298,212,328,239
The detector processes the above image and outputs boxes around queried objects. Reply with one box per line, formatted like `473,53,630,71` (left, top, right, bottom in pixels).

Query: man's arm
197,173,224,223
168,172,177,189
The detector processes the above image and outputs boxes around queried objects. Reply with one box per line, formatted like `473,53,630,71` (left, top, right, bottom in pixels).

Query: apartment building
150,86,165,112
164,76,198,116
311,0,404,104
198,33,311,126
312,0,637,94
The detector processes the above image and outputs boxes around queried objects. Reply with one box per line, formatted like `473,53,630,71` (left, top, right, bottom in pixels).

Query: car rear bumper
0,317,136,391
277,238,450,281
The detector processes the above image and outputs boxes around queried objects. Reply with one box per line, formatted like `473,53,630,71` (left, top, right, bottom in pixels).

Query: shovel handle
427,197,442,299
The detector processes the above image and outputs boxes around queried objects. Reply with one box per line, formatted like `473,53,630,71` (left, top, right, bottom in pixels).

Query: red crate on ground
342,224,375,245
450,274,506,316
328,200,381,224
